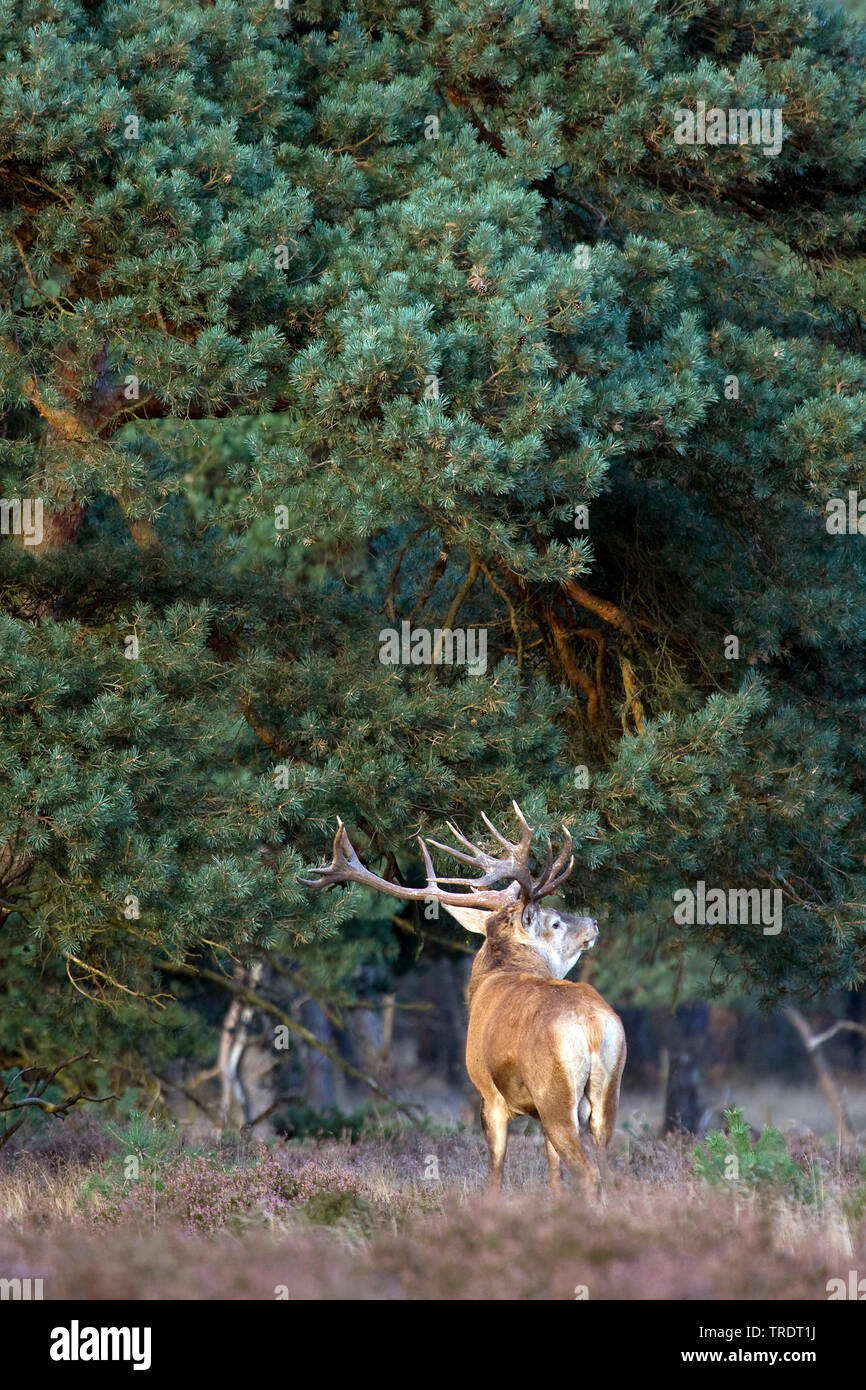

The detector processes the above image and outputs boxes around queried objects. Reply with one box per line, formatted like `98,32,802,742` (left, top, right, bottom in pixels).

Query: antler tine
541,854,575,896
510,801,535,851
418,834,517,896
425,817,518,871
550,823,574,878
297,820,357,888
444,820,484,853
426,836,487,868
425,874,507,888
439,814,533,880
541,835,554,882
531,824,575,899
475,802,533,857
424,845,527,891
418,835,437,888
479,811,515,851
427,805,535,895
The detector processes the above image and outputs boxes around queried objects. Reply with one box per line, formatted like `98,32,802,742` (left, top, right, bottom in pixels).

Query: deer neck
467,937,555,1006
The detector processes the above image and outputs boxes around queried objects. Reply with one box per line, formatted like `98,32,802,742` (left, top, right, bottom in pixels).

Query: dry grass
0,1115,864,1300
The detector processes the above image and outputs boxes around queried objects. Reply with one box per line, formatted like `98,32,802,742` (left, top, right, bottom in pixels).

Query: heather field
2,1110,864,1301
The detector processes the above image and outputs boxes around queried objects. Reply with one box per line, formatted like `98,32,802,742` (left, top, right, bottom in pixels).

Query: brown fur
465,902,626,1191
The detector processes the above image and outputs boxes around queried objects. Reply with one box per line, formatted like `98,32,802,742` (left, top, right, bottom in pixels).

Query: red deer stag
300,803,625,1191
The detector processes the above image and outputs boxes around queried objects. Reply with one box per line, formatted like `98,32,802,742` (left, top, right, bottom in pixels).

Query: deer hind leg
480,1093,510,1191
537,1076,598,1192
584,1047,626,1194
587,1044,626,1150
538,1110,596,1190
535,1054,598,1191
544,1135,563,1193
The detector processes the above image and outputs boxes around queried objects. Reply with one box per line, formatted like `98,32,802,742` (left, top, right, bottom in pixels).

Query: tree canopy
2,0,866,1092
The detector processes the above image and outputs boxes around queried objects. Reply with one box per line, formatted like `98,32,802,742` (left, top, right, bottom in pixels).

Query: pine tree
1,0,865,1101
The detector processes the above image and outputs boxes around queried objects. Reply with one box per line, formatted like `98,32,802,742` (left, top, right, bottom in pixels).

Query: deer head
298,802,597,980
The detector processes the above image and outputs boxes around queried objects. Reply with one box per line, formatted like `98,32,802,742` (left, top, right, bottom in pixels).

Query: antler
424,800,535,898
298,819,521,912
532,824,575,898
299,804,575,908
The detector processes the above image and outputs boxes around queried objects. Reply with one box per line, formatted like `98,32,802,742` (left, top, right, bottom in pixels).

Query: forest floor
1,1099,865,1299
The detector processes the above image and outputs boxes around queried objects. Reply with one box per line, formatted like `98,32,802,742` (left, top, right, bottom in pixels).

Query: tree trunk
217,960,265,1128
662,1002,708,1135
298,999,338,1110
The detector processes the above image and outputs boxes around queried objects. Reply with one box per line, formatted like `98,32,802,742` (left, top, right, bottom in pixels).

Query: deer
300,802,626,1192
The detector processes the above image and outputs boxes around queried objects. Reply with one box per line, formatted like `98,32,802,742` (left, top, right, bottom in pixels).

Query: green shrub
78,1113,184,1217
841,1159,866,1225
300,1189,377,1234
274,1103,367,1144
694,1107,805,1194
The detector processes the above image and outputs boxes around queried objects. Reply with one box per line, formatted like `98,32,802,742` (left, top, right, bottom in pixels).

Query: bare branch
0,1053,117,1148
786,1009,856,1146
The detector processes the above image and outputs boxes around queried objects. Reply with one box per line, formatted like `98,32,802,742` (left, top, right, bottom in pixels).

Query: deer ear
442,904,490,936
521,901,541,932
